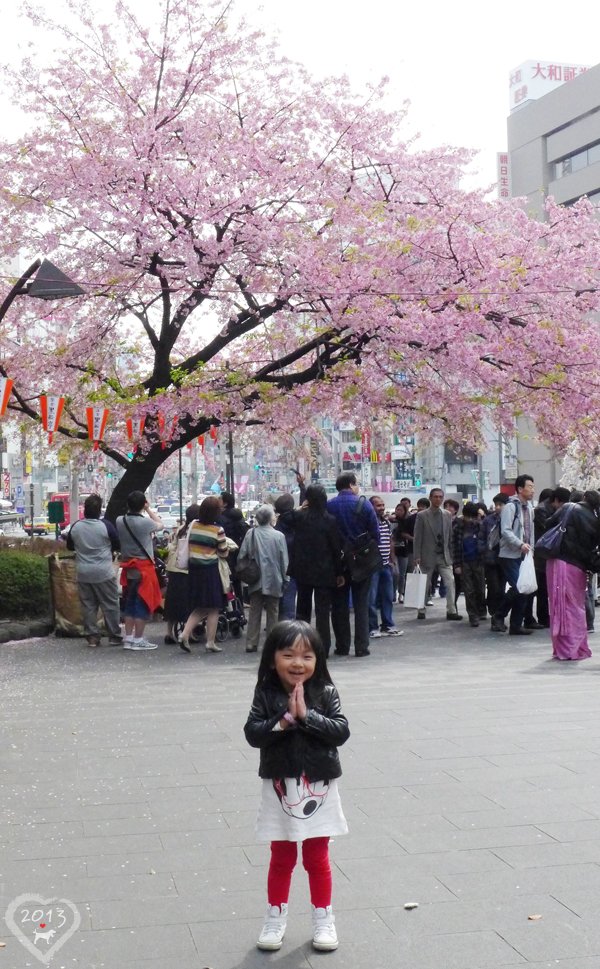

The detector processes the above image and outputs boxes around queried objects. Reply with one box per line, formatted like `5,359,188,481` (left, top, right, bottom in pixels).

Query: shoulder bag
235,528,261,584
534,503,574,560
122,515,165,589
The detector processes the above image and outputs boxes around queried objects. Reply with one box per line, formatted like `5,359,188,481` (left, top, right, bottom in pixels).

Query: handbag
235,529,261,584
343,496,383,582
517,551,537,594
404,565,428,609
174,527,192,570
534,503,574,560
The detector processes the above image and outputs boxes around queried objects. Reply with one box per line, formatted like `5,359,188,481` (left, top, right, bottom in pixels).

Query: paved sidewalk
2,601,600,968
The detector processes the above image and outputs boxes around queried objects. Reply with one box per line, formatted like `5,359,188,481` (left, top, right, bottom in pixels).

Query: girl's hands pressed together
294,683,307,721
287,687,298,721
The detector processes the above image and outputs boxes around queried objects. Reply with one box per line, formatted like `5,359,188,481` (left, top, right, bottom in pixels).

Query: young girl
244,619,350,952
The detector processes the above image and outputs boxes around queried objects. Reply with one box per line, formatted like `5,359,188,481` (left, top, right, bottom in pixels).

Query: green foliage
0,549,51,619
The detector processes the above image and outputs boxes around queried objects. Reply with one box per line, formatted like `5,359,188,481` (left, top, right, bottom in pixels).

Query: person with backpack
481,493,509,623
67,493,122,647
491,474,536,636
327,473,380,657
452,502,486,627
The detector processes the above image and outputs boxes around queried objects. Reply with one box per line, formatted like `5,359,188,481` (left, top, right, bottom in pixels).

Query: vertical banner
158,416,178,449
86,406,109,450
40,395,65,444
361,429,372,489
126,417,146,442
497,151,511,199
0,377,13,417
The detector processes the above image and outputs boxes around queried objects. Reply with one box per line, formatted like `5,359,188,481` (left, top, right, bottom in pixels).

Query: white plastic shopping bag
404,565,428,609
517,551,537,595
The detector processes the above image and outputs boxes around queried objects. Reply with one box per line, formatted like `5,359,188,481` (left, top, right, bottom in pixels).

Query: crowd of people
65,472,600,664
64,475,600,959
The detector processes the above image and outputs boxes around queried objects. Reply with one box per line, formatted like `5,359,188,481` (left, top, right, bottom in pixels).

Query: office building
506,59,600,489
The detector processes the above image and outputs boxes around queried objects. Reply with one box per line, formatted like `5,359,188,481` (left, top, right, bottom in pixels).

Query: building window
554,141,600,179
588,144,600,165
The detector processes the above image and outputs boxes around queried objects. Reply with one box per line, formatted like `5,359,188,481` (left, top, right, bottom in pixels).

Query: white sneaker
128,639,158,650
369,630,382,639
123,638,135,649
312,905,338,951
205,642,223,653
257,903,288,951
426,598,434,606
382,627,403,636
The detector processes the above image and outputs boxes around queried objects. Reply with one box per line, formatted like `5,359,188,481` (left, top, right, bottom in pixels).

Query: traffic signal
414,475,421,487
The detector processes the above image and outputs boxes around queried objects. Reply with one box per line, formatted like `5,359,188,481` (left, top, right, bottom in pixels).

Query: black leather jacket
545,502,600,572
244,681,349,781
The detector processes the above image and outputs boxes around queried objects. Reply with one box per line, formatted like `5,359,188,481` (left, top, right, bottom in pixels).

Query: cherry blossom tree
1,0,600,517
560,442,600,492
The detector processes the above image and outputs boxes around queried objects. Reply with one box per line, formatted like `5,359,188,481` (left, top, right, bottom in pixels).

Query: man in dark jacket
327,472,379,657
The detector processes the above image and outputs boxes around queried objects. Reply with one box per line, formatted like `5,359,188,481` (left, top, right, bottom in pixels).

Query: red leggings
268,837,332,908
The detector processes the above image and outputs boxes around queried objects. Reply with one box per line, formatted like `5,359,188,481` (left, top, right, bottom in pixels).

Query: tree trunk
105,447,169,521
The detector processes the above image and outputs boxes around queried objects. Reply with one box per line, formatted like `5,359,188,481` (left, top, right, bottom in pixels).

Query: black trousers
485,562,506,618
296,584,333,654
331,573,371,654
534,567,549,625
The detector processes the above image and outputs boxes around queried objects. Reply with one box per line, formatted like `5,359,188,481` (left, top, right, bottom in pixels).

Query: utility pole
190,439,198,503
477,452,484,501
228,430,235,499
69,459,79,526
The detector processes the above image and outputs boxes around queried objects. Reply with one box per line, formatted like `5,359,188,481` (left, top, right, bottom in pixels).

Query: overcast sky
1,1,598,187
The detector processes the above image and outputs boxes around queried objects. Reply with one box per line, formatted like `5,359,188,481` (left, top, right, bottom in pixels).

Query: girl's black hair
256,620,333,692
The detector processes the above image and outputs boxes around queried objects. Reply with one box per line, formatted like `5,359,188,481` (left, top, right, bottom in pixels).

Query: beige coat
413,507,454,569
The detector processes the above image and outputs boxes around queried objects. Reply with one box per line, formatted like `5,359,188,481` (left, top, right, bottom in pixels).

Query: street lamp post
0,258,85,533
0,258,84,326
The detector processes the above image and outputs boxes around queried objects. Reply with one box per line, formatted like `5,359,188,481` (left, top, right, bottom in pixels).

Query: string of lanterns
0,378,216,451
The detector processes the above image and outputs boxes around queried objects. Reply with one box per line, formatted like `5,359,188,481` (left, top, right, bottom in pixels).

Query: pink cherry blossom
0,1,599,516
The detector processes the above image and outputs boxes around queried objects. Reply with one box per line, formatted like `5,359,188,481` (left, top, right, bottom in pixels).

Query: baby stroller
217,590,248,641
173,592,247,643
